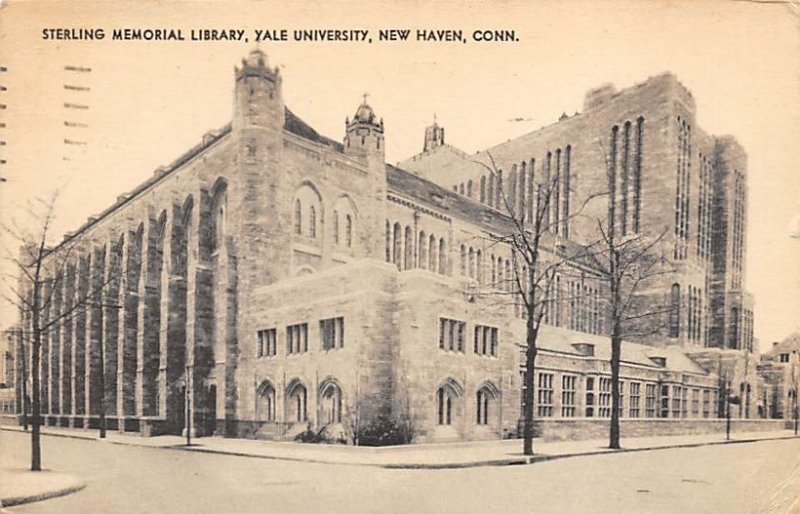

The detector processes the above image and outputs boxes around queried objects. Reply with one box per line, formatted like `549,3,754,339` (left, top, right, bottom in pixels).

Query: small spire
362,92,370,105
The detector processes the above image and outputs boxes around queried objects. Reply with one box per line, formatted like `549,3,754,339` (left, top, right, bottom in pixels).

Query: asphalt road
2,430,798,513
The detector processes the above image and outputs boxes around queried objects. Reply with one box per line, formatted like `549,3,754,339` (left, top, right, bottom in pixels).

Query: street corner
0,468,86,508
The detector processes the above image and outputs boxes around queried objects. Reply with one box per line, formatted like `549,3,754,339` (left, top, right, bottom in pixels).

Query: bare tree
474,152,600,456
2,191,120,470
589,134,673,450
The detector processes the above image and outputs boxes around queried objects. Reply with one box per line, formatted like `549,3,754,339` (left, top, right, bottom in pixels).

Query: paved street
2,430,799,513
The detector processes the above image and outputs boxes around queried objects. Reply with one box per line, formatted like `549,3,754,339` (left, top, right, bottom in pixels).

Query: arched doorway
286,380,307,423
318,379,343,425
256,380,276,422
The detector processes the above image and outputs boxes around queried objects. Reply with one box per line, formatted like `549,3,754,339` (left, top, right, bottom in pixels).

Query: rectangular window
691,388,700,418
439,318,465,353
672,385,682,418
619,380,625,418
681,387,688,418
780,353,790,363
661,384,670,418
629,382,641,418
257,328,277,358
646,383,657,418
286,323,308,355
474,325,498,357
320,317,345,350
702,389,710,418
598,377,612,418
537,372,554,417
585,376,595,417
561,375,577,417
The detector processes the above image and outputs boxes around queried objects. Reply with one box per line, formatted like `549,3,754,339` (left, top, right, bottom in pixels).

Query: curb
3,426,797,470
0,475,86,508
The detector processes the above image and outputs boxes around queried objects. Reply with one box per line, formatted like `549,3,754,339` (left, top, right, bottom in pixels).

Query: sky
0,0,798,349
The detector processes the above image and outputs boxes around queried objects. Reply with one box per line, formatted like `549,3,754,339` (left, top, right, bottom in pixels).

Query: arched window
393,223,402,269
460,245,467,276
404,226,413,270
345,215,353,247
476,249,483,284
385,221,391,262
294,199,302,235
480,176,486,203
309,206,317,238
216,205,226,248
438,238,446,274
333,210,340,245
496,170,503,208
428,234,436,271
467,180,473,198
418,231,427,270
488,173,495,208
468,247,475,279
669,283,680,338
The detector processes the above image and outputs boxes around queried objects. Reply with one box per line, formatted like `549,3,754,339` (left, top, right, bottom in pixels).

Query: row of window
385,221,447,274
293,187,357,250
255,317,345,358
454,148,574,239
438,318,498,357
609,119,645,238
526,372,717,419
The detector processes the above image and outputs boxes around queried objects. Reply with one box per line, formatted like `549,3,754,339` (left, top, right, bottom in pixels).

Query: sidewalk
0,468,85,508
2,425,797,469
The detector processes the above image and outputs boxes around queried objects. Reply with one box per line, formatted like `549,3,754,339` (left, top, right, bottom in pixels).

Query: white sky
0,0,798,349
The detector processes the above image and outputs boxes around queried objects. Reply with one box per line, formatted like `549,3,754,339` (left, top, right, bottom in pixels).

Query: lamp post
792,350,798,436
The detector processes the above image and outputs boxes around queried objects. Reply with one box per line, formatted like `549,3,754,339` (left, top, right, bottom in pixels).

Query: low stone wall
533,418,790,442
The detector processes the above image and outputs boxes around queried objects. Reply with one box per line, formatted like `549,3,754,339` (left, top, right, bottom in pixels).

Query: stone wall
533,418,789,442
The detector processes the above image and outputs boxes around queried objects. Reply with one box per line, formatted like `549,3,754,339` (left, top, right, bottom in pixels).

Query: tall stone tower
344,97,385,161
422,117,445,153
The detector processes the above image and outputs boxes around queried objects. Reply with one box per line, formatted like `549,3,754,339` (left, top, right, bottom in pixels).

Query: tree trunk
31,321,42,471
522,323,538,456
609,328,622,449
609,250,622,450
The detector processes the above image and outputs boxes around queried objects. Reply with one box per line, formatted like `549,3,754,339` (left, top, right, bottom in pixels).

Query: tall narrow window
553,149,561,232
438,238,446,274
308,205,317,238
634,117,644,233
333,210,340,245
418,231,427,270
393,223,402,269
480,176,486,203
345,215,353,248
609,126,619,237
294,200,302,235
404,226,413,270
385,221,391,262
428,234,436,271
562,146,571,238
669,283,680,338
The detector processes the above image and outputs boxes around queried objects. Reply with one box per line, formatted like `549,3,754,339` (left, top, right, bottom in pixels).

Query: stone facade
758,334,800,421
13,51,763,443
